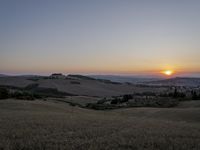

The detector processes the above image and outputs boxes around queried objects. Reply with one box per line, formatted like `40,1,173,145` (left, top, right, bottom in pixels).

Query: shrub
142,92,156,96
0,88,9,99
191,90,200,100
172,88,186,98
27,78,39,81
70,81,81,84
122,94,133,102
97,98,108,104
11,91,35,100
111,98,120,104
160,89,186,99
24,83,39,90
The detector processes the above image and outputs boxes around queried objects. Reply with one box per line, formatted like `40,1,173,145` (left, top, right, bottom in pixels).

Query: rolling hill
0,75,139,97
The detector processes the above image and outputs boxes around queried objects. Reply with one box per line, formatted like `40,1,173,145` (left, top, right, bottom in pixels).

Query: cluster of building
50,73,66,79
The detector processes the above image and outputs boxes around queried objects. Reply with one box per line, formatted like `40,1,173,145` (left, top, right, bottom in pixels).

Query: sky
0,0,200,76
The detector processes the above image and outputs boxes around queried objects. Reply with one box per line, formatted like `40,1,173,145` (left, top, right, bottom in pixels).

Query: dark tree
0,88,9,99
191,90,198,100
122,94,133,102
173,88,178,98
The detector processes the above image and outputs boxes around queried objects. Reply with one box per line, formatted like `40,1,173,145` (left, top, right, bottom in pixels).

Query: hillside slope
0,76,135,97
0,75,169,97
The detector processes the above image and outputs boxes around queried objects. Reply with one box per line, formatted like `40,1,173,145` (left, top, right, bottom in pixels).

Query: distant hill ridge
145,77,200,87
0,74,8,77
90,75,162,83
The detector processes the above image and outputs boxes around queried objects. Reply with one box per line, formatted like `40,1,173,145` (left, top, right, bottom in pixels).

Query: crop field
0,99,200,150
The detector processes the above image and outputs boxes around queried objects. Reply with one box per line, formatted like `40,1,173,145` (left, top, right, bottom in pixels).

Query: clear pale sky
0,0,200,76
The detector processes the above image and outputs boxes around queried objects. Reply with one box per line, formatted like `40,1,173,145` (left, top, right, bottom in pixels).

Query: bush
0,88,9,99
70,81,81,84
97,98,108,104
191,90,200,100
111,99,119,104
27,78,39,81
172,88,186,98
122,94,133,102
160,89,186,99
154,98,179,107
24,83,39,90
11,91,35,100
142,92,156,96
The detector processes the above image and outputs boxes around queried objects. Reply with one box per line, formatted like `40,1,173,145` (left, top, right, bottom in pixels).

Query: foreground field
0,99,200,150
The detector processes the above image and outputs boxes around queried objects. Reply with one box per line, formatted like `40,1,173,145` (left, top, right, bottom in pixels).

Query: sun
162,70,174,76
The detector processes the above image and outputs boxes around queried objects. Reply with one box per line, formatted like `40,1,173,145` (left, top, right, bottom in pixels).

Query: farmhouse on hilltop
50,73,65,79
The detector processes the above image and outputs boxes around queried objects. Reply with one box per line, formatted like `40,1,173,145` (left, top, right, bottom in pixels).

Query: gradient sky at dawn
0,0,200,76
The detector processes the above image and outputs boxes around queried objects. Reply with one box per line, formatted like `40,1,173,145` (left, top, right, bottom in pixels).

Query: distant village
50,73,66,79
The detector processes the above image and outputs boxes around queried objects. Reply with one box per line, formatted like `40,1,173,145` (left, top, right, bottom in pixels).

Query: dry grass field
0,99,200,150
